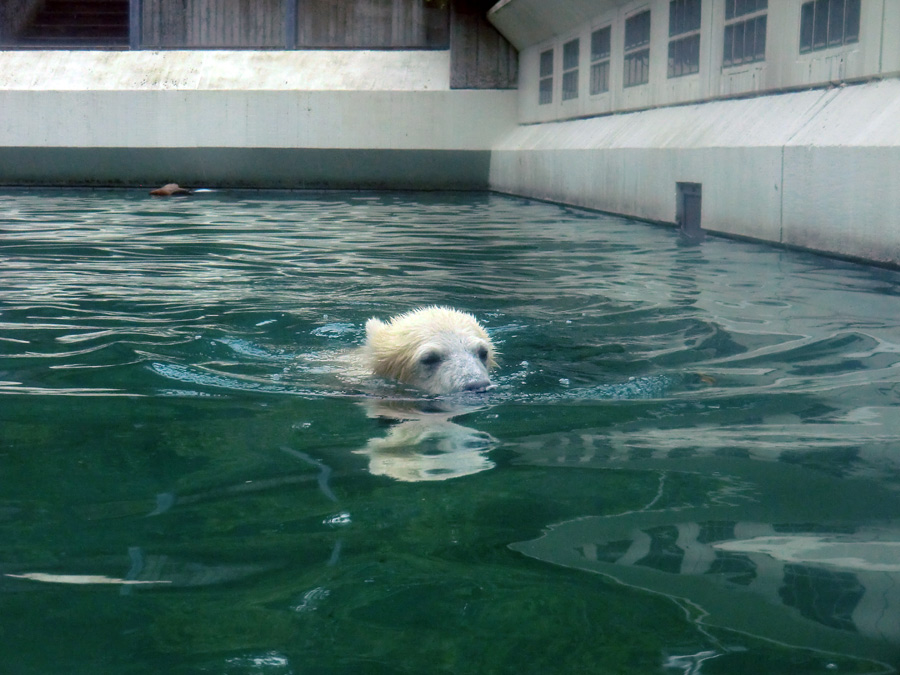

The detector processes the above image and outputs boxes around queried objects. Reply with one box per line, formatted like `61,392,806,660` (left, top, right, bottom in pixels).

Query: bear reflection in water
354,396,498,482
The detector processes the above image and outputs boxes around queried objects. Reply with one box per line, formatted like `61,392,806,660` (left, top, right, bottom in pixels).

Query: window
590,26,611,95
539,48,553,105
562,39,580,100
624,10,651,87
723,0,767,68
799,0,860,53
668,0,701,78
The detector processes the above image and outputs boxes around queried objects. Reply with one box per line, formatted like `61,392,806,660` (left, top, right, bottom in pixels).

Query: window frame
799,0,860,55
538,47,554,105
590,25,612,95
722,0,767,69
624,9,652,88
562,38,580,101
668,0,701,79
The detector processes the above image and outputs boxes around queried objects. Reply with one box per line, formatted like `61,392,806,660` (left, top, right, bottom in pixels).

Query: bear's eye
475,345,489,362
419,351,443,367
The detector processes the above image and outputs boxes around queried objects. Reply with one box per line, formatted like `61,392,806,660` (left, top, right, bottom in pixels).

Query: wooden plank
295,0,446,49
130,0,142,49
0,0,44,42
137,0,452,49
142,0,283,48
450,0,517,89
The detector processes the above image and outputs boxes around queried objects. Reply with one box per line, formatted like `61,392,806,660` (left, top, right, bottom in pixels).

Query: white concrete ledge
0,50,451,91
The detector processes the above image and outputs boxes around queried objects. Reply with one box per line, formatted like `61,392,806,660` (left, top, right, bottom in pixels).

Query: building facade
487,0,900,266
491,0,899,121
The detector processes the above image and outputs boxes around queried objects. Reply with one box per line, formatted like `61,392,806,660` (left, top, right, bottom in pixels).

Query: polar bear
149,183,192,196
363,306,497,395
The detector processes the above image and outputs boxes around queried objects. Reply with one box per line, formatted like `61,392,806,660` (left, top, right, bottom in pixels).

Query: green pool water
2,189,899,674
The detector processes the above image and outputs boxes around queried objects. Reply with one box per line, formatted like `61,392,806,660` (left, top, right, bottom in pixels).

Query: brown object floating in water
150,183,192,196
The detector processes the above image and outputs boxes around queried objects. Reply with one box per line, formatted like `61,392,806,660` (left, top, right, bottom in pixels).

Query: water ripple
3,188,900,479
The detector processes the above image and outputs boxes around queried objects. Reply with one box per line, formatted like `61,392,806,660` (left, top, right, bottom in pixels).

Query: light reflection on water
2,189,900,673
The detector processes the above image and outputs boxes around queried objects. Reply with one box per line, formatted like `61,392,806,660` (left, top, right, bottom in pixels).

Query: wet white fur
363,306,497,395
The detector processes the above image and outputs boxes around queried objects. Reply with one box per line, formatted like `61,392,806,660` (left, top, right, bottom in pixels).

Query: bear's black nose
463,379,492,393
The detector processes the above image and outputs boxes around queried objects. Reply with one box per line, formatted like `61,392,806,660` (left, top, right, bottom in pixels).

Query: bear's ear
365,318,386,343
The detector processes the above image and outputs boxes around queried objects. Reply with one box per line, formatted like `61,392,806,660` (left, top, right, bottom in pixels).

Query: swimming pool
2,189,899,673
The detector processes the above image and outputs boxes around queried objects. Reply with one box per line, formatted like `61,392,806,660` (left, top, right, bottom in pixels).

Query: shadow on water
2,189,900,673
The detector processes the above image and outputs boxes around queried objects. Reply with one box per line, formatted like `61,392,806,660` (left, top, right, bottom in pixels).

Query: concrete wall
782,81,900,263
489,78,900,267
0,50,517,189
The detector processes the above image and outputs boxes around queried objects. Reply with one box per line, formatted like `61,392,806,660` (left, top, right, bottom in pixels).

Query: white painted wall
490,78,900,266
1,89,514,151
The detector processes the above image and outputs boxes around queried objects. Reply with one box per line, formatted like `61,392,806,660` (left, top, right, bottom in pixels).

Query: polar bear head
364,306,497,395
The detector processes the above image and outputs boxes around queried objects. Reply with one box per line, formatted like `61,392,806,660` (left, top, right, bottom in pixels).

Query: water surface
2,189,900,674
